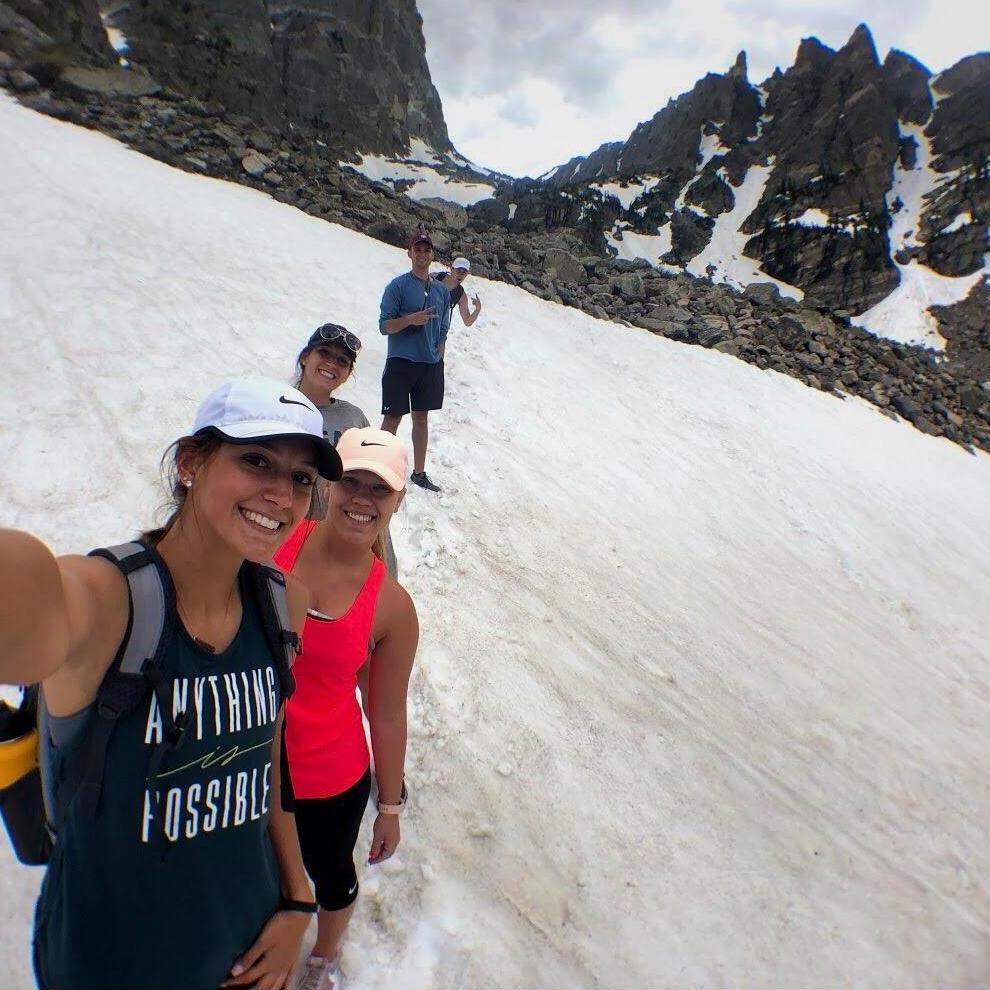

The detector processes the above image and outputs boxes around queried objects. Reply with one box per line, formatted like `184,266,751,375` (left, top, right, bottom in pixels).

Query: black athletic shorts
381,357,445,416
293,768,372,911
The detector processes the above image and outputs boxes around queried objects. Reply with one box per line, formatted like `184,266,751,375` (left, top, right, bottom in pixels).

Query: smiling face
327,469,403,546
298,343,354,402
452,267,469,284
408,241,434,278
178,439,318,562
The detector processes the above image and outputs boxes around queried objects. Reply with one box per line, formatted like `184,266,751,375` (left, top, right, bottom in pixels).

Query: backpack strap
245,563,299,703
245,563,300,813
69,542,180,824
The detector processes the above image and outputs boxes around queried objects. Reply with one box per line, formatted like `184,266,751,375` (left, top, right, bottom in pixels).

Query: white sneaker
295,954,343,990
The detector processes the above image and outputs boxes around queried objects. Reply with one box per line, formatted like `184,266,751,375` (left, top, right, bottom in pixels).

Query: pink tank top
275,521,386,799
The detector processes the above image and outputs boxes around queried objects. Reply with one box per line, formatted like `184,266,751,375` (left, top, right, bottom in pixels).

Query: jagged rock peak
729,51,748,79
883,49,933,125
793,35,834,72
842,22,880,63
933,52,990,97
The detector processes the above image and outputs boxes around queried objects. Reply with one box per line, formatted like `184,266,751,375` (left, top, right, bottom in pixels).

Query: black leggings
294,768,372,911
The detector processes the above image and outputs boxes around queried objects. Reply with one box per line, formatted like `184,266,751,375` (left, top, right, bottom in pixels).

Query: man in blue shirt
379,232,451,492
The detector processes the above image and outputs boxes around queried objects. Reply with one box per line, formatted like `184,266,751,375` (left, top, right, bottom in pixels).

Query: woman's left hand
368,812,401,864
222,909,310,989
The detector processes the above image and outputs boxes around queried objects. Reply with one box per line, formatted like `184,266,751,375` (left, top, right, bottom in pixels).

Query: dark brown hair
142,434,223,545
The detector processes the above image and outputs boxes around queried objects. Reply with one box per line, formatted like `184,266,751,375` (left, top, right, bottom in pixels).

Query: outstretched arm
458,291,482,327
0,530,127,709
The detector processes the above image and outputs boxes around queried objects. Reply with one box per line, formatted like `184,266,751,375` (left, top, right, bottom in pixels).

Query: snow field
2,95,990,989
346,141,496,208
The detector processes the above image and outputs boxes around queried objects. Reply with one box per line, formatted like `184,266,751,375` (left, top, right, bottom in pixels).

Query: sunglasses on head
316,323,362,353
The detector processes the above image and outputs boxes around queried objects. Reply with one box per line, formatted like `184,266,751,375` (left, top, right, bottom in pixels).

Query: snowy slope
2,95,990,990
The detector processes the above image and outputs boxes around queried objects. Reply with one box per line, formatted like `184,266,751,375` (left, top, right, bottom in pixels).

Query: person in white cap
273,427,418,990
433,256,482,328
0,377,340,990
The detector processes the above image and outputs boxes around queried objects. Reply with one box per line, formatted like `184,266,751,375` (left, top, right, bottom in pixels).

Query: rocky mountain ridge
502,26,989,329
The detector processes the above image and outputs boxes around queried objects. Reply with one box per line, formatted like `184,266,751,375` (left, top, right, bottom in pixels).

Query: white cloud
419,0,990,177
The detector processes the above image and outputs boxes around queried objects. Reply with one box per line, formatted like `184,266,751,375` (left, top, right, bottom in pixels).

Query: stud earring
182,477,192,488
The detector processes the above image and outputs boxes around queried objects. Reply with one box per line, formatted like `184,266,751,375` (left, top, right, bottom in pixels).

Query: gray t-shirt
316,398,398,578
318,397,370,445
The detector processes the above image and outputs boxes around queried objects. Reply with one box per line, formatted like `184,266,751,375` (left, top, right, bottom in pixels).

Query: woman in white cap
292,323,398,578
273,427,418,990
433,257,482,328
0,377,340,990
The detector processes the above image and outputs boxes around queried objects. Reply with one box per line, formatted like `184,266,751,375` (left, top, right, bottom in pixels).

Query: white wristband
377,780,408,816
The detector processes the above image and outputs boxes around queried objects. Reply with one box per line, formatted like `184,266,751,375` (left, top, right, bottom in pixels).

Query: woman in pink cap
273,427,419,990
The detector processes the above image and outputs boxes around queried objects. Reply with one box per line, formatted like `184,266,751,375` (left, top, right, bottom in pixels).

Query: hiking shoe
296,954,343,990
410,471,441,492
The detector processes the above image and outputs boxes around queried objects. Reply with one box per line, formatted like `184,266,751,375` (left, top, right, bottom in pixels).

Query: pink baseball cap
335,428,408,490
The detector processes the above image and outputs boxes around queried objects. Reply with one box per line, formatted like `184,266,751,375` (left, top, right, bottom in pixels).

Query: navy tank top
34,563,282,990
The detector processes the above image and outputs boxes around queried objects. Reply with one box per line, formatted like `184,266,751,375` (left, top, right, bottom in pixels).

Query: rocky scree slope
1,7,989,455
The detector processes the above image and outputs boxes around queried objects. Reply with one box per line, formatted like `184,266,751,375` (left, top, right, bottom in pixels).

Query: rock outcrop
105,0,451,155
0,0,115,74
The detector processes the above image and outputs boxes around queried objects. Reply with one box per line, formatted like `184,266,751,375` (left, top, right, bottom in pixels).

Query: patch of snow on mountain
939,211,973,235
605,223,674,266
346,154,495,207
3,95,990,990
686,163,803,299
858,122,987,348
406,138,442,164
699,129,726,168
589,176,660,210
507,204,517,220
794,208,830,228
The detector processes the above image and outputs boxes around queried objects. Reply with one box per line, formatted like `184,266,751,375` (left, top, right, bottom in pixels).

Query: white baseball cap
190,377,342,479
335,427,408,490
452,257,471,271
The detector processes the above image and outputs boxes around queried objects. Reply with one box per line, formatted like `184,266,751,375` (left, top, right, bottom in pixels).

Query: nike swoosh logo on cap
360,440,386,446
348,882,358,895
279,396,310,408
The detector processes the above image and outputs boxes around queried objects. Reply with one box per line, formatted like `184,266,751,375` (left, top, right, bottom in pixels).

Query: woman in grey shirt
294,324,398,577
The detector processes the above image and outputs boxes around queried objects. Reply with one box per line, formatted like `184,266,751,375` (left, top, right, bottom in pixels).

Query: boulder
420,197,469,230
743,282,781,306
241,151,273,177
613,272,644,299
543,248,588,285
57,65,160,98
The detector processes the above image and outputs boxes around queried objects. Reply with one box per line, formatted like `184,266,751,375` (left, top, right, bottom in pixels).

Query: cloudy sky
417,0,990,178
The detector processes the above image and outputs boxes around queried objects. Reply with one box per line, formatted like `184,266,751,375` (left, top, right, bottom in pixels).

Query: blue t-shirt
379,271,451,364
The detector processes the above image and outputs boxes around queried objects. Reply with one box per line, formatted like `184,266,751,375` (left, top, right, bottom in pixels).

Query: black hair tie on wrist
279,897,319,914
